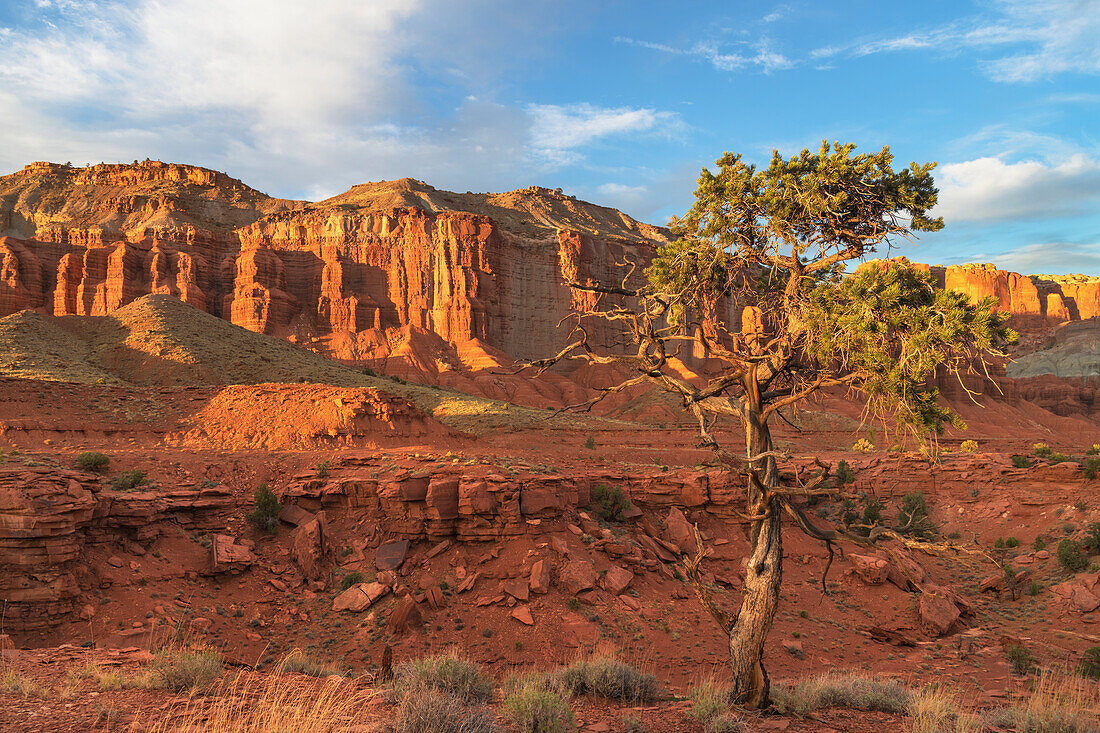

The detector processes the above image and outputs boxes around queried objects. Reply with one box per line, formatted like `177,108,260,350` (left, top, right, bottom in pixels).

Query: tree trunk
727,391,782,709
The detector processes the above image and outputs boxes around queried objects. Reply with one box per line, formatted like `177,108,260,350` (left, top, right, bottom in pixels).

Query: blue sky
1,1,1098,273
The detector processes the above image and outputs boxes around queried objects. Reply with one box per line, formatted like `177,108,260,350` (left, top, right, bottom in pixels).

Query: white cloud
616,35,794,74
0,0,681,212
933,154,1100,222
970,241,1100,275
811,0,1100,82
527,103,681,162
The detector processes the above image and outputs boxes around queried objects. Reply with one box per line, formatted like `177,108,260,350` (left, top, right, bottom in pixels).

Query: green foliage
1058,539,1089,572
1085,458,1100,480
802,263,1014,436
246,484,281,534
339,572,365,591
1033,536,1047,551
836,459,855,485
1079,647,1100,680
110,469,147,491
1084,523,1100,554
1006,645,1035,676
1012,455,1032,469
504,679,576,733
897,491,936,539
584,436,595,450
75,451,110,473
552,656,659,703
1048,452,1072,465
1033,443,1053,457
589,484,633,523
1006,537,1020,548
316,460,330,478
390,654,493,704
1088,444,1100,456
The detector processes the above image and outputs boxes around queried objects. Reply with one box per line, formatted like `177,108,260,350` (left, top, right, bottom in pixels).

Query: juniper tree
531,142,1014,709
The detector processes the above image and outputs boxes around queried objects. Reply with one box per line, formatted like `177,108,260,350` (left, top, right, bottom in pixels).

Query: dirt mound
171,383,454,449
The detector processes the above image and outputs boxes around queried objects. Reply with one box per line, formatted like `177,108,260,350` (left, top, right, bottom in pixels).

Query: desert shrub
1058,539,1089,572
504,678,575,733
1089,444,1100,456
1049,452,1072,465
1084,458,1100,480
910,686,981,733
75,451,110,473
836,459,855,485
392,687,501,733
149,649,223,692
1,669,44,697
246,484,281,534
1079,648,1100,680
316,460,330,478
1033,536,1047,551
589,485,632,523
110,469,147,491
1006,537,1020,548
897,491,936,539
1006,645,1036,675
959,440,978,454
390,653,493,704
584,437,595,450
277,649,339,677
553,656,659,703
771,673,909,715
852,438,874,453
844,495,884,536
1083,523,1100,554
1012,455,1032,469
340,571,365,591
1033,443,1053,457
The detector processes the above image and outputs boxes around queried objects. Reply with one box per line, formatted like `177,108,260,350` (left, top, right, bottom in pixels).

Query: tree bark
727,386,782,709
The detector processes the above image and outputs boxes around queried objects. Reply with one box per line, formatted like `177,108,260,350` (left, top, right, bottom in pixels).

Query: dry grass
1,667,45,697
687,677,750,733
552,654,660,704
391,687,501,733
910,686,982,733
987,669,1100,732
275,649,340,678
135,671,375,733
388,651,494,704
771,672,909,716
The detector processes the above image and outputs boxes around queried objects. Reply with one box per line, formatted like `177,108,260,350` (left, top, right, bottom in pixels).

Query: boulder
919,588,961,636
387,596,423,635
559,559,598,595
600,566,634,595
333,582,389,612
291,514,326,581
207,534,255,575
664,507,697,555
849,554,888,585
375,540,409,571
529,559,551,594
511,606,534,626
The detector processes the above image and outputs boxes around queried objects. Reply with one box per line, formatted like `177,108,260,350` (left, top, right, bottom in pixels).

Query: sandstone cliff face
0,164,672,370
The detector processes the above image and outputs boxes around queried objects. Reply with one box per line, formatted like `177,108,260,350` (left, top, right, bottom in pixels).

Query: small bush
553,656,658,703
110,469,147,491
584,437,595,450
277,649,339,677
852,438,874,453
897,491,936,539
246,484,281,534
771,673,909,715
1033,443,1053,457
589,485,633,523
1079,647,1100,680
75,451,110,473
392,687,501,733
1083,523,1100,554
316,460,330,478
340,571,365,591
1006,537,1020,548
959,440,978,454
149,649,223,692
1089,444,1100,455
1012,455,1032,469
390,653,493,704
836,460,855,485
1058,539,1089,572
1084,458,1100,480
504,679,575,733
1033,536,1047,551
1048,452,1072,465
1006,645,1035,675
